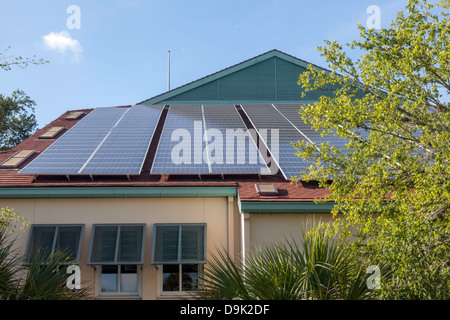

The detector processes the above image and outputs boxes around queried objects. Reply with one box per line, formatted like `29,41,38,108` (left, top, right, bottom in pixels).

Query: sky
0,0,408,128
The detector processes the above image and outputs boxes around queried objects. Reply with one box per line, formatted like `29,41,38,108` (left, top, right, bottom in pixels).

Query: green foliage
0,209,89,300
0,46,47,150
0,46,48,71
196,222,380,300
295,0,450,299
0,90,38,150
0,207,29,232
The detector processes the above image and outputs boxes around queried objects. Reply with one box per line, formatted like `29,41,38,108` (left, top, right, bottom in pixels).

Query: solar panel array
151,105,270,175
19,105,163,175
19,103,348,179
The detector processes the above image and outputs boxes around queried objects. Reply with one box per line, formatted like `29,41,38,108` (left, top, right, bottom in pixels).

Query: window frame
88,223,146,265
23,224,84,265
1,150,35,168
94,264,143,298
157,263,203,298
151,223,207,265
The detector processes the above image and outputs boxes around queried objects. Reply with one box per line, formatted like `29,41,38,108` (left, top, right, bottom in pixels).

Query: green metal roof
138,49,333,106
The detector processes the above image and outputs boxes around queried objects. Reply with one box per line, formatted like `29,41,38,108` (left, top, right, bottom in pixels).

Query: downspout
227,196,234,256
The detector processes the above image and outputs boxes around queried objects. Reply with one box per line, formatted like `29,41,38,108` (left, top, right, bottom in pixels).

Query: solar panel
240,104,314,180
151,105,210,174
151,105,270,175
203,105,270,174
80,105,164,175
19,107,129,175
19,105,163,175
273,104,348,150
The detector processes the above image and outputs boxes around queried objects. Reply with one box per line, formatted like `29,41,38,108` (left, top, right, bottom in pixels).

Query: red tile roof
0,106,330,203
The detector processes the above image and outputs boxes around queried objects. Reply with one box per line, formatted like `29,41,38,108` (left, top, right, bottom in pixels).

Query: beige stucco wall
245,213,333,251
0,196,241,300
1,196,335,300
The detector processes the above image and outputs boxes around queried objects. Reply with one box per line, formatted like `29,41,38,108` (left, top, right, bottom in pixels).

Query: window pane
181,226,204,262
26,227,56,262
182,264,199,291
120,265,138,292
91,226,118,263
118,226,143,263
154,226,179,263
162,264,180,291
56,226,82,261
101,265,118,292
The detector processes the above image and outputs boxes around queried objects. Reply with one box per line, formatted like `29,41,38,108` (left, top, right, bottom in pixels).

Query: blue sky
0,0,407,128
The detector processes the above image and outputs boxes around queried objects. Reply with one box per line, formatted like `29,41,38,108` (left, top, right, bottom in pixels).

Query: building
0,49,338,299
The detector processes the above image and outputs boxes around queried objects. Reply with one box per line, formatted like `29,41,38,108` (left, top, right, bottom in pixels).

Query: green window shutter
89,224,145,265
152,224,206,264
25,226,56,262
118,226,144,263
56,226,82,260
181,225,205,262
24,224,84,264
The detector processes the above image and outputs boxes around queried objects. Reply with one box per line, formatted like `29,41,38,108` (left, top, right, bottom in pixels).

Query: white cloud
43,30,83,62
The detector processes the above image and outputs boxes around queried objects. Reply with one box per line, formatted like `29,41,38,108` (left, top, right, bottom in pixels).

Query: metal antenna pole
168,50,171,91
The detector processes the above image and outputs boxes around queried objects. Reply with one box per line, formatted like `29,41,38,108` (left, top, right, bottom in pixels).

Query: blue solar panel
273,104,348,150
19,107,128,175
203,105,270,174
151,105,210,174
241,104,314,180
80,105,164,175
151,105,270,175
19,105,163,175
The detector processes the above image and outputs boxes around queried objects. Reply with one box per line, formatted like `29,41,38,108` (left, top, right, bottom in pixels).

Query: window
23,224,84,264
98,265,141,296
89,224,145,297
1,150,35,168
65,111,85,120
39,126,65,139
255,183,279,196
152,224,206,296
160,264,202,294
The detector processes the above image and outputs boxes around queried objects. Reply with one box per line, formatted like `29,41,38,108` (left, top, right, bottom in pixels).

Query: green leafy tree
296,0,450,299
0,90,38,150
0,47,48,150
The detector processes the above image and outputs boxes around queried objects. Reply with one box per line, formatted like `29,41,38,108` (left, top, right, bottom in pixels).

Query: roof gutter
239,201,334,213
0,186,237,199
0,187,333,213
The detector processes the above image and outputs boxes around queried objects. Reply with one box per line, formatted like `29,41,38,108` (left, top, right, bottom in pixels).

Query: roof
139,49,333,106
0,50,333,212
0,107,330,209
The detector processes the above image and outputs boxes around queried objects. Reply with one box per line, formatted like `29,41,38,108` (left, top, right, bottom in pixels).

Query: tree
0,47,48,150
295,0,450,299
0,46,48,71
0,90,38,150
